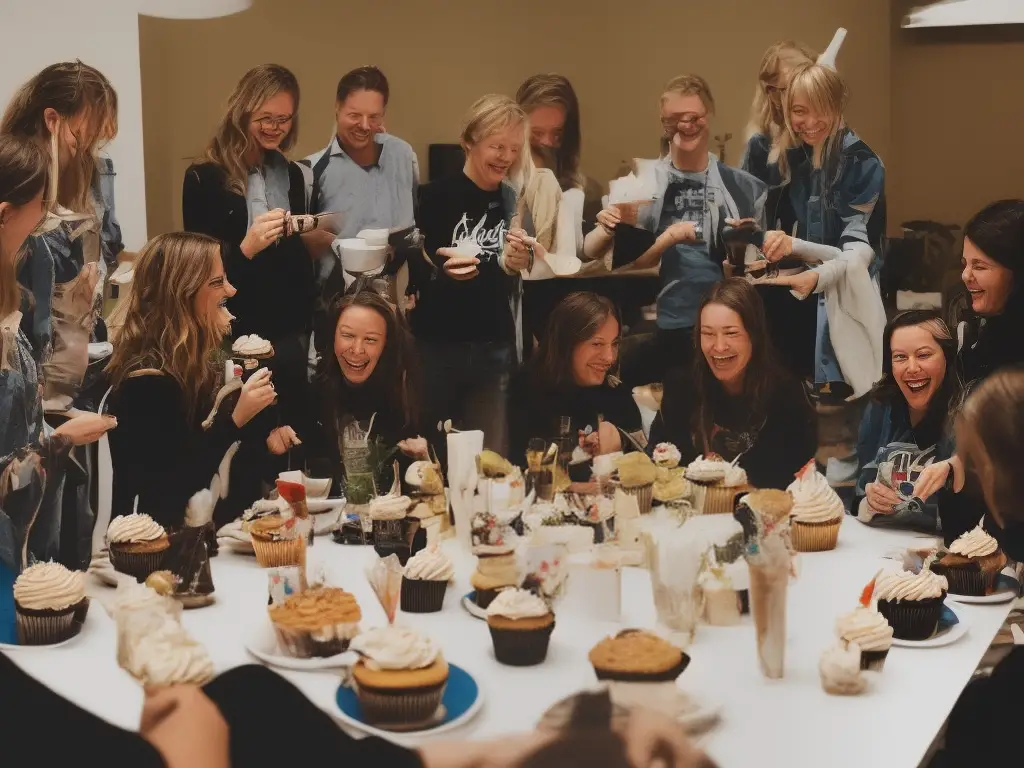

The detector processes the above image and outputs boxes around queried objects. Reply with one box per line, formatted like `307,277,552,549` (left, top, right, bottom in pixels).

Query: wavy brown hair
1,61,118,213
869,310,960,413
746,41,816,144
106,232,225,421
516,74,583,192
0,136,49,320
201,64,300,196
531,292,620,391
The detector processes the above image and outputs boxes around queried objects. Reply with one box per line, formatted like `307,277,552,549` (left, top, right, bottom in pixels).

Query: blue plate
461,591,487,620
937,604,959,632
336,662,482,736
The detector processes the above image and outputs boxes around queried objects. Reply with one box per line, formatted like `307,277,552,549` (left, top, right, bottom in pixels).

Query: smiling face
571,315,619,387
464,123,524,191
193,249,236,339
335,89,385,154
527,104,565,167
788,92,834,148
890,324,947,416
700,303,752,391
962,236,1014,316
660,92,709,156
334,305,387,385
249,91,295,154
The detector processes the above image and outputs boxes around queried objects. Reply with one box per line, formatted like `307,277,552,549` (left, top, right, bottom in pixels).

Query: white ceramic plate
245,624,357,670
891,603,968,648
0,630,85,651
460,592,487,621
947,573,1020,605
678,691,722,733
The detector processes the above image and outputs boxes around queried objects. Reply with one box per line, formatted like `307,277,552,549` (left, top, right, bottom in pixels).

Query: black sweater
182,161,314,343
650,369,817,490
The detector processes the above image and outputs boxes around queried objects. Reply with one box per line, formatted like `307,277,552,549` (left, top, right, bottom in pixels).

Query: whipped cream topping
819,642,865,694
685,455,729,483
652,443,682,468
232,334,272,356
788,468,844,523
121,611,214,686
486,588,550,620
349,626,440,671
105,580,179,620
107,513,165,544
369,493,410,520
722,464,748,488
404,545,454,581
949,525,998,558
874,569,948,602
14,562,86,611
835,606,893,651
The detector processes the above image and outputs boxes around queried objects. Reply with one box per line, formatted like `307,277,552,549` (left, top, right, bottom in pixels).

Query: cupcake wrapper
703,485,750,515
474,588,501,610
791,519,841,552
73,597,90,626
860,648,889,672
400,578,447,613
621,483,653,515
931,562,989,597
272,622,356,658
356,681,446,725
592,654,691,683
251,536,305,569
108,547,168,581
876,594,945,641
16,604,79,646
489,622,555,667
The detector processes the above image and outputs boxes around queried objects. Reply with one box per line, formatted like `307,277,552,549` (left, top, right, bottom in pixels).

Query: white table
5,517,1014,767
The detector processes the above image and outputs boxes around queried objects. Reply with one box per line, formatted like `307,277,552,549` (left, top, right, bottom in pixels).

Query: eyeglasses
660,113,708,132
252,115,294,131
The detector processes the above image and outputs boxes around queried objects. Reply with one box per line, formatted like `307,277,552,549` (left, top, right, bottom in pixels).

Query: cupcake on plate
931,525,1008,596
588,629,690,682
106,513,170,580
401,545,454,613
874,569,948,641
248,514,305,568
14,562,87,645
835,606,893,670
819,642,866,696
652,443,682,469
787,462,844,552
471,551,519,608
486,588,555,666
268,586,362,658
349,626,449,725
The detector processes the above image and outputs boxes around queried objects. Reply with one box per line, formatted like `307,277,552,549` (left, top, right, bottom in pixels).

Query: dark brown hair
531,292,620,391
964,199,1024,278
336,66,390,106
691,278,780,451
869,310,960,411
516,73,582,191
0,135,50,319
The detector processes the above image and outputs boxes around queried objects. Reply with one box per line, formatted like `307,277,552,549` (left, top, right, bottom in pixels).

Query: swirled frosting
349,626,440,671
722,464,748,488
835,606,893,651
685,455,729,483
874,570,948,602
788,468,844,523
652,443,682,468
404,545,454,581
819,642,865,695
105,580,178,619
369,493,410,520
121,612,214,686
949,525,998,558
107,513,165,544
14,562,85,611
486,588,550,620
232,334,272,356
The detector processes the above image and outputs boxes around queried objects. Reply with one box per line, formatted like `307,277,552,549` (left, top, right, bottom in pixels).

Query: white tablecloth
5,516,1013,767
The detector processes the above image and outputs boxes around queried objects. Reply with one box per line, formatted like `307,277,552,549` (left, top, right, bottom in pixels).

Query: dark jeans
418,340,512,464
619,326,695,388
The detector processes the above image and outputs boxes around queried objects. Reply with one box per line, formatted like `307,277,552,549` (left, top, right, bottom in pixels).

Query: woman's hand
240,209,287,259
140,686,229,768
503,230,531,273
657,221,698,248
232,368,276,427
596,206,621,233
398,437,429,459
267,426,301,455
617,706,709,768
53,413,117,446
913,456,965,500
757,269,819,298
865,482,901,515
762,230,793,262
436,247,480,281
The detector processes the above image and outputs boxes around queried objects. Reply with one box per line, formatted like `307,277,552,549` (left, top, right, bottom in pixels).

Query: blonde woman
105,232,285,528
183,64,313,436
409,94,531,455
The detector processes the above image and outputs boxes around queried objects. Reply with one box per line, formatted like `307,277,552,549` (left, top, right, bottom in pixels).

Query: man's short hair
661,74,715,114
336,66,389,106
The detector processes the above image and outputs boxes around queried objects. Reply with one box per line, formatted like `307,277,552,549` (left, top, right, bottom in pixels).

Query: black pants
619,326,695,389
0,654,420,768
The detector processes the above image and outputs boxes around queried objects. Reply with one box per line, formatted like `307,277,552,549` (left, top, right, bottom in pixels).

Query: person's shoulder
768,370,812,408
717,158,767,196
840,129,884,170
114,369,179,401
379,133,416,159
184,161,223,185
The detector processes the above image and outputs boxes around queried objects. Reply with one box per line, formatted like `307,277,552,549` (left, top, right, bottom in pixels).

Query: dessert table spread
6,516,1014,768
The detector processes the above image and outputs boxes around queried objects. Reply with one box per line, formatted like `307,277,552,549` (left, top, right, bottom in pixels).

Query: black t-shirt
411,172,515,343
507,367,644,466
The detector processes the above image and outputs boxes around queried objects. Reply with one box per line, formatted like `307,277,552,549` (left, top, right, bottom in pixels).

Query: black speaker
428,143,464,182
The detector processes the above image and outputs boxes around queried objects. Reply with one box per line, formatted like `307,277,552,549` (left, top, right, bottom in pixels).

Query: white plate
678,691,722,733
0,629,84,651
460,592,487,621
245,624,357,670
891,603,968,648
947,573,1020,605
308,498,345,514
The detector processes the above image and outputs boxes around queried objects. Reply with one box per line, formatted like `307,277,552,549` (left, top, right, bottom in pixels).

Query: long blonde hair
460,94,531,196
747,41,817,139
106,232,225,421
0,61,117,213
201,64,300,196
0,136,49,320
774,62,847,184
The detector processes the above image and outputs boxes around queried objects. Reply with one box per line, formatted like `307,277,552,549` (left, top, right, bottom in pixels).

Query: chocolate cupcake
106,513,170,581
835,606,893,670
486,588,555,666
400,545,453,613
932,525,1007,596
874,570,948,641
14,562,87,645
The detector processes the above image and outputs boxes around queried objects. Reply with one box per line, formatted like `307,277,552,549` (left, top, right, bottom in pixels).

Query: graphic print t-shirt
412,173,513,343
656,168,722,331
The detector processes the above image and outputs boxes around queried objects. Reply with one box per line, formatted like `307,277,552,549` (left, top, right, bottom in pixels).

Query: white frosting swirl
652,443,681,468
949,525,998,558
107,513,165,544
232,334,272,356
349,626,440,670
819,642,865,694
486,588,550,620
788,469,844,523
121,612,214,686
722,464,748,488
14,562,85,611
874,570,948,602
685,455,728,483
369,494,410,520
835,606,893,651
105,581,178,620
404,545,454,581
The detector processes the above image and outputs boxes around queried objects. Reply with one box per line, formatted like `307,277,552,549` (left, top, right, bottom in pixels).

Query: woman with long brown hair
650,278,816,489
105,232,282,528
183,64,313,437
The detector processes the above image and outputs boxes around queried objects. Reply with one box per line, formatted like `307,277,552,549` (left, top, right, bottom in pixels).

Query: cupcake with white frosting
231,334,274,379
787,462,845,552
819,642,866,696
486,588,555,666
400,545,454,613
686,455,752,514
118,609,214,686
652,443,682,469
835,605,893,670
874,569,948,640
106,513,170,581
14,562,87,645
932,525,1008,596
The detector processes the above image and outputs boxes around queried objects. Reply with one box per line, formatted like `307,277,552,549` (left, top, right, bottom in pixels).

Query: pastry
486,588,555,666
787,462,844,552
684,454,730,485
615,453,656,514
14,562,87,645
105,579,181,622
248,514,306,569
931,525,1007,596
118,609,214,686
652,466,688,503
106,513,170,580
698,564,741,626
349,626,449,725
369,492,410,545
873,570,948,641
400,545,454,613
231,334,274,358
685,455,751,515
835,605,893,671
589,628,690,695
652,443,682,469
268,586,362,658
819,642,866,696
470,552,519,608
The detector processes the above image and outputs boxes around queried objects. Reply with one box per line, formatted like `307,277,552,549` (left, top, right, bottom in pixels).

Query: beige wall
139,0,890,238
